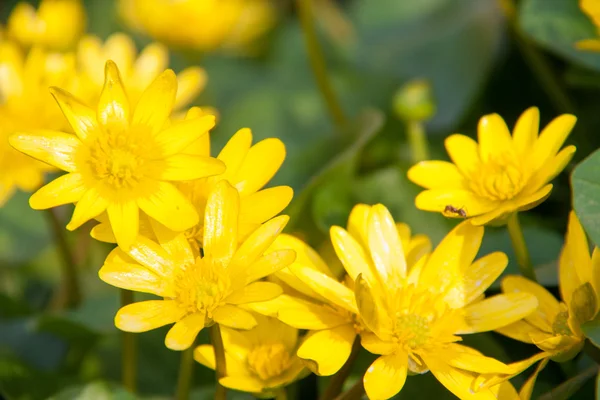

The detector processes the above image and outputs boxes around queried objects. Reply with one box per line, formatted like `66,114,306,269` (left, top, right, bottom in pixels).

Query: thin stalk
407,121,430,163
502,0,575,114
297,0,348,129
210,324,227,400
45,208,81,309
175,345,195,400
334,379,364,400
507,213,536,282
121,289,137,393
321,336,361,400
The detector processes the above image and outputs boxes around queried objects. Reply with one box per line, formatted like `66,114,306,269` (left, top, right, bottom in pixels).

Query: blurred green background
2,0,600,399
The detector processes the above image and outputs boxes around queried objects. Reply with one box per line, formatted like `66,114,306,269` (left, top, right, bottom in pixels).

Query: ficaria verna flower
9,60,225,249
7,0,86,51
408,107,576,225
119,0,276,53
90,126,293,253
0,41,79,206
248,205,432,376
496,211,599,361
194,314,307,396
577,0,600,51
326,204,538,399
77,33,207,111
99,181,296,350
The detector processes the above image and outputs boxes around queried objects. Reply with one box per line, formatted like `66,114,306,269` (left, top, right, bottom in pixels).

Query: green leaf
572,148,600,247
582,317,600,349
539,365,598,400
520,0,600,71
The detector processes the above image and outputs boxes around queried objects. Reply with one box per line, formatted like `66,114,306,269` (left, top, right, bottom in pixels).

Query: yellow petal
363,353,408,400
441,343,511,374
420,221,483,295
50,87,98,142
297,325,356,376
97,61,130,133
30,173,86,209
234,138,286,196
232,215,289,269
174,67,207,109
368,204,406,285
560,211,592,307
67,187,109,230
414,189,497,216
193,344,216,369
217,128,253,179
124,235,175,277
149,115,216,158
289,264,357,313
225,282,282,305
512,107,539,155
531,114,577,171
460,293,538,333
501,275,558,332
444,252,508,309
115,300,185,332
360,332,396,355
90,221,116,243
219,376,264,393
518,358,549,400
133,42,168,87
525,145,575,194
244,250,296,284
330,226,375,285
137,180,198,232
278,298,350,330
133,69,177,133
203,181,239,268
445,134,480,176
478,113,514,162
165,312,206,351
347,203,370,248
151,224,194,264
146,154,225,181
9,130,80,172
355,274,381,334
212,305,257,330
107,201,139,250
513,184,553,214
239,186,293,224
568,282,597,334
495,320,540,344
407,160,466,189
99,258,173,297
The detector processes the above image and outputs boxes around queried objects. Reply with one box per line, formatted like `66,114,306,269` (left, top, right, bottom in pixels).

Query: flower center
394,313,431,349
469,152,527,201
172,258,230,318
552,310,573,336
88,134,146,189
247,343,293,381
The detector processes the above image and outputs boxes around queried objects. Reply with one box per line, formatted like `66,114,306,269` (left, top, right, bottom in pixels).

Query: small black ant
444,205,467,218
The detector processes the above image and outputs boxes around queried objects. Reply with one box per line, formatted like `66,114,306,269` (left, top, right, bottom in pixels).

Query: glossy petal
146,154,225,181
531,114,577,171
99,258,173,297
239,186,293,224
501,275,558,332
363,353,408,400
133,42,168,87
137,181,198,232
407,161,466,189
149,115,216,158
125,235,175,277
512,107,539,155
213,305,257,330
203,181,239,268
519,358,549,400
445,134,480,176
165,312,206,350
67,187,109,230
234,138,286,196
217,128,253,179
442,344,511,374
97,61,130,133
232,215,289,269
460,293,538,334
525,145,575,194
414,189,497,216
354,274,380,334
561,211,592,306
368,204,406,286
225,281,282,305
175,67,207,109
9,130,80,172
330,226,375,285
107,201,139,250
495,320,540,344
219,376,263,393
115,300,185,332
30,172,85,209
244,250,296,285
297,325,356,376
50,87,98,142
278,298,349,330
347,204,370,247
478,113,514,162
361,332,396,355
193,344,216,369
133,69,177,133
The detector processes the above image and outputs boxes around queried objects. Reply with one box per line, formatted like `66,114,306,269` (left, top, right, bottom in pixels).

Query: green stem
507,213,536,282
175,345,195,400
121,289,137,393
297,0,347,129
334,379,364,400
321,336,361,400
407,121,430,163
45,208,81,309
503,0,575,114
210,324,227,400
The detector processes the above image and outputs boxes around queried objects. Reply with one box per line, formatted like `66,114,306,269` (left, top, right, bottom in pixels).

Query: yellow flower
99,181,296,350
194,314,306,396
329,204,537,399
7,0,86,51
9,60,225,249
577,0,600,51
496,211,599,361
90,126,293,253
119,0,277,53
77,33,207,111
408,107,576,225
251,206,431,377
0,41,79,206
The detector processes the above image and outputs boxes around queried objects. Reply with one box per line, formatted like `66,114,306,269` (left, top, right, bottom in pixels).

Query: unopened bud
393,80,436,122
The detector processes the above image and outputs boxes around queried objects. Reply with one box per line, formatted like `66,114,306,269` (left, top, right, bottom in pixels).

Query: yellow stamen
247,343,293,381
469,152,527,200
